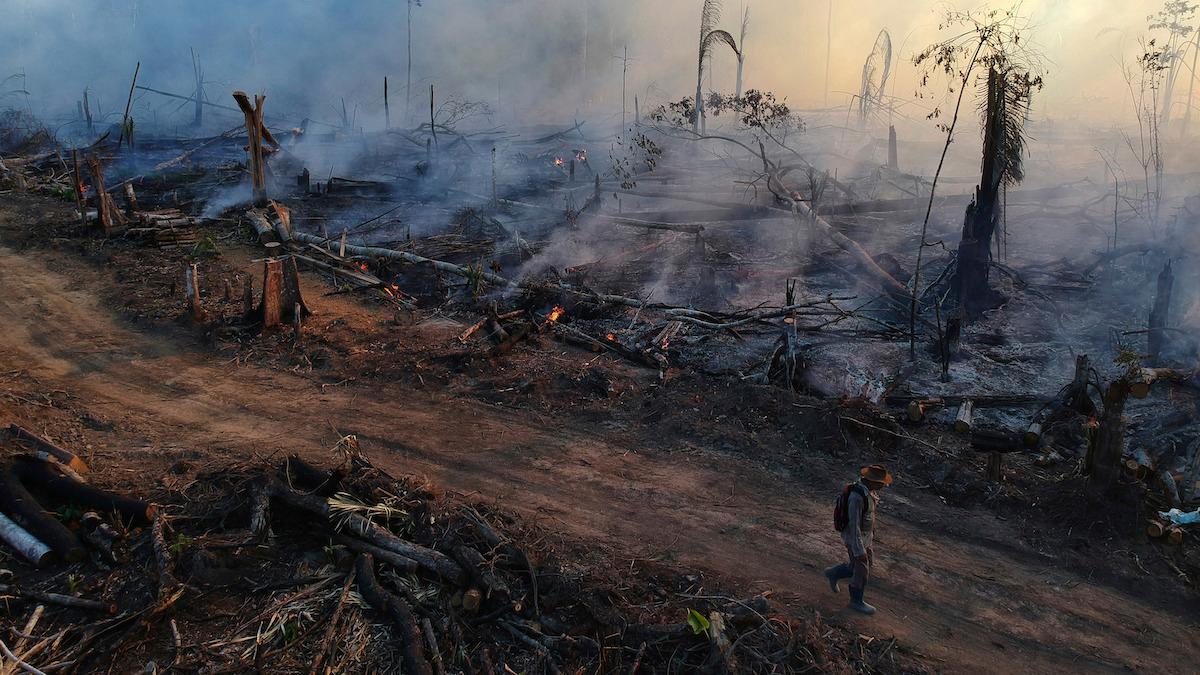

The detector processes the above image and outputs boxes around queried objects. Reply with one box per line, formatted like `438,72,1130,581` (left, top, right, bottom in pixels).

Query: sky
0,1,1185,132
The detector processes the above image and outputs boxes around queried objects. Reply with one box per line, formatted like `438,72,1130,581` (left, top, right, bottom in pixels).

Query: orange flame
553,157,565,167
548,306,565,322
606,333,615,341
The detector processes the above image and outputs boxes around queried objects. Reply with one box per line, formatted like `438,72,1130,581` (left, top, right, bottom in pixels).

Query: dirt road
0,240,1195,673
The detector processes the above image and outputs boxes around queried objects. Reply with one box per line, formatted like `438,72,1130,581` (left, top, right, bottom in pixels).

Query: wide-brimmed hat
860,464,893,486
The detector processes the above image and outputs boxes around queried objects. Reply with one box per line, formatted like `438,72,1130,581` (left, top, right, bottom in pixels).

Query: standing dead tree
1148,261,1174,363
232,91,279,206
909,9,1043,355
734,5,750,99
951,65,1039,317
190,48,206,128
693,0,740,133
406,0,423,121
858,29,892,126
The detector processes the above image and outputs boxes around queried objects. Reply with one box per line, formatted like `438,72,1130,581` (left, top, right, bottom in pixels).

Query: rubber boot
848,586,876,615
823,564,849,593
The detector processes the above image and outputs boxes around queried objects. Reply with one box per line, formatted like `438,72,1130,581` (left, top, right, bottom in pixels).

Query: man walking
824,464,892,614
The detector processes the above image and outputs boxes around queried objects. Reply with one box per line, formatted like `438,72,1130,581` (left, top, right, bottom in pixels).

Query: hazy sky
0,1,1180,129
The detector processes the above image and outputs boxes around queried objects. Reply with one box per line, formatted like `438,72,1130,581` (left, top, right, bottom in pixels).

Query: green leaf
686,608,710,636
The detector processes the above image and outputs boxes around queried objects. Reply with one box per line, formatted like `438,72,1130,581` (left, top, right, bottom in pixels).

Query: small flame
606,333,616,341
553,157,565,167
575,150,587,162
359,263,369,271
548,306,565,322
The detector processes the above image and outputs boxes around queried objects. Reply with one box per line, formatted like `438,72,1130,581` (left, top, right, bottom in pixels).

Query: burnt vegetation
0,0,1199,673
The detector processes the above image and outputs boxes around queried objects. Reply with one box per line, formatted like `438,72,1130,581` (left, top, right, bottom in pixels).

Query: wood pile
0,432,911,674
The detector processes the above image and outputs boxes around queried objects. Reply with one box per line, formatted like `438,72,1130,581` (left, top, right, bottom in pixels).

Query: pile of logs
0,431,886,673
0,425,154,569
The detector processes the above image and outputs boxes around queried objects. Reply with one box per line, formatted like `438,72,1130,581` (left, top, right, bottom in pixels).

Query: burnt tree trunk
887,125,898,170
1148,261,1174,364
952,68,1007,317
1063,354,1097,417
233,91,269,206
1086,379,1130,497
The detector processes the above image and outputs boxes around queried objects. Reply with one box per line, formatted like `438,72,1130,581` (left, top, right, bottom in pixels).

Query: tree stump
1148,261,1174,364
185,263,205,322
256,256,310,329
1086,379,1131,497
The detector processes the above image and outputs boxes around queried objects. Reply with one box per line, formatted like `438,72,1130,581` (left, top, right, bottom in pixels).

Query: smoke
0,0,1177,139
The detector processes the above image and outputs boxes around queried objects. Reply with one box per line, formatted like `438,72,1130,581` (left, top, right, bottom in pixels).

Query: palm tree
694,1,740,133
735,5,750,99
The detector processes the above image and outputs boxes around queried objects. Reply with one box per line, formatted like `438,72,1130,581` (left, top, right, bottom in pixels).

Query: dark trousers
829,545,871,591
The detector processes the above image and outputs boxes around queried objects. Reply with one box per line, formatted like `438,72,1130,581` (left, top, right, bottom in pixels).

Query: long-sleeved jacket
840,480,877,557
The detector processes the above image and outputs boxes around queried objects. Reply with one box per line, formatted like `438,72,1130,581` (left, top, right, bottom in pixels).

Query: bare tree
1149,0,1198,128
1122,40,1168,235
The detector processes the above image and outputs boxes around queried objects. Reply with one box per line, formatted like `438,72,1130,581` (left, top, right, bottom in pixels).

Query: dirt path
0,243,1195,673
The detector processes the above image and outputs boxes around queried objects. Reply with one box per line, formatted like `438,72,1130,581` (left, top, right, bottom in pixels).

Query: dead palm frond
327,492,407,531
979,66,1035,191
858,29,893,124
694,1,741,131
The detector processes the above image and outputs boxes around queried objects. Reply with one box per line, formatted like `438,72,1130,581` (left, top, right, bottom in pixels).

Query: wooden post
185,263,204,322
569,158,576,183
384,76,390,129
1148,261,1174,364
339,231,347,258
233,91,269,205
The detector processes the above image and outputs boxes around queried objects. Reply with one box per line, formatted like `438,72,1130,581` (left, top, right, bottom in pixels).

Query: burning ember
548,306,565,322
606,333,616,341
553,157,565,168
575,149,588,162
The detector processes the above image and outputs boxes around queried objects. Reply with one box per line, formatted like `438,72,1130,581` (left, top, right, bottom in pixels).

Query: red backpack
833,483,869,532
